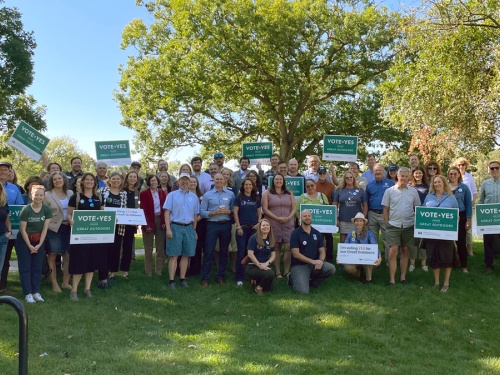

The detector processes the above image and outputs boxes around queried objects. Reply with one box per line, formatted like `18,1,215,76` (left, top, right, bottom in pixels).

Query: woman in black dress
67,173,104,301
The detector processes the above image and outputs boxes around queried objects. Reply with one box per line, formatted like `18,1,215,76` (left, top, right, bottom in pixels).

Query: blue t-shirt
247,233,274,263
234,195,261,225
333,188,366,222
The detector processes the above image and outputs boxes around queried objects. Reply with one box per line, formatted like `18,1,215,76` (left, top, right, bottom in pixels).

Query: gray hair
96,161,108,169
397,167,410,175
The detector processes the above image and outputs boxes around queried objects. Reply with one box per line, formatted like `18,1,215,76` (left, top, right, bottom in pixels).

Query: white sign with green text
414,206,459,241
337,244,378,265
7,121,50,161
476,203,500,234
299,204,337,233
322,135,358,162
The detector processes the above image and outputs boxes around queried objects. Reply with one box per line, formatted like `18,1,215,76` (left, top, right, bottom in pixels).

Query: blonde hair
428,175,452,195
338,171,360,190
220,167,234,188
0,183,6,207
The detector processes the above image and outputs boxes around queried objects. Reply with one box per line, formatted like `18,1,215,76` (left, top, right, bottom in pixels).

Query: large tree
116,0,402,163
379,0,500,163
0,1,46,156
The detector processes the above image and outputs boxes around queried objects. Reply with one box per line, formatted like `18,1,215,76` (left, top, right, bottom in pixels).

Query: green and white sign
414,206,459,241
7,120,50,161
95,140,131,166
322,135,358,162
242,142,273,165
70,210,116,244
9,205,25,240
299,204,337,233
337,244,378,265
268,176,304,200
476,203,500,234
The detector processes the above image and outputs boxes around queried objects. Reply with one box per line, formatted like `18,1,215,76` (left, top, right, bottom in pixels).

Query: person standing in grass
164,173,200,289
245,219,275,295
0,182,12,274
16,185,52,303
382,167,421,285
289,209,335,294
478,160,500,273
423,175,459,292
409,166,429,273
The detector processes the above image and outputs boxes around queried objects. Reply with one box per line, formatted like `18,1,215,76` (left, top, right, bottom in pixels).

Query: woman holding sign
448,166,472,273
262,173,295,278
67,173,104,301
423,175,459,292
342,213,381,283
16,185,52,303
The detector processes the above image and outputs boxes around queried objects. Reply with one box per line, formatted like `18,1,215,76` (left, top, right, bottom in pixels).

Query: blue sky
5,0,411,164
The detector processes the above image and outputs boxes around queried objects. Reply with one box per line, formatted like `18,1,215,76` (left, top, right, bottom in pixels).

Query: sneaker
236,281,243,286
33,293,44,302
168,282,177,290
70,291,79,301
25,294,35,303
98,280,110,289
179,280,189,288
409,264,415,272
422,265,429,272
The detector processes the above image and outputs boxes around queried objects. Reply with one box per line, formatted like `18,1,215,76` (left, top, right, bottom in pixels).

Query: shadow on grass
0,240,500,374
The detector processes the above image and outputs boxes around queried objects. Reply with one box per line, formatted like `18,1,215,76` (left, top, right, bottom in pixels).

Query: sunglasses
345,176,354,179
490,166,500,171
427,167,437,170
449,172,459,176
318,172,326,175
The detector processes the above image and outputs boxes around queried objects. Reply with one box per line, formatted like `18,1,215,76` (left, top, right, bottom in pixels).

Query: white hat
351,212,368,224
179,173,191,179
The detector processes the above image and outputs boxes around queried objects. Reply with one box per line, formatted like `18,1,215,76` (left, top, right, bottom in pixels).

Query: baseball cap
0,161,12,168
318,166,327,174
214,153,224,158
388,164,398,171
131,161,142,168
179,173,191,179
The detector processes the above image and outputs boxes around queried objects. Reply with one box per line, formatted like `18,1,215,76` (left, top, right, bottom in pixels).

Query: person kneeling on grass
341,212,381,284
289,209,335,294
245,219,276,295
164,173,200,289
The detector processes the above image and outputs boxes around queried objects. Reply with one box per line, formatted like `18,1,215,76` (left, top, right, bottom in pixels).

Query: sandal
440,285,449,293
275,273,282,279
283,272,290,278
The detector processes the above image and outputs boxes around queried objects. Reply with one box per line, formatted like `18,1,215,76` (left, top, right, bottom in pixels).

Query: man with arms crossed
289,209,336,294
382,167,421,285
478,160,500,272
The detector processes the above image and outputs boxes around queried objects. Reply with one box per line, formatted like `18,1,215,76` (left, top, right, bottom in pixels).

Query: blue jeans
202,221,232,281
15,235,46,295
0,234,9,273
235,226,256,282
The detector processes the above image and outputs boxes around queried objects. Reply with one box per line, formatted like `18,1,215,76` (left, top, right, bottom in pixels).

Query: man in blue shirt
200,173,235,286
0,161,24,294
164,173,200,289
289,209,336,294
365,163,395,264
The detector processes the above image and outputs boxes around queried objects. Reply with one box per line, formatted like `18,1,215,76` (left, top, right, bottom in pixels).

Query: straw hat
351,212,368,224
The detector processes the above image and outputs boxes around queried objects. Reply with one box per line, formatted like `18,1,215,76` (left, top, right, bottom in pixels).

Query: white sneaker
33,293,44,302
409,265,415,272
422,265,429,272
236,281,243,286
25,294,35,303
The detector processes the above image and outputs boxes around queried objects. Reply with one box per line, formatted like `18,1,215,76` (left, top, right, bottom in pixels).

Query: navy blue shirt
0,203,10,236
234,194,261,225
366,178,395,211
247,234,274,263
413,183,429,205
290,225,324,267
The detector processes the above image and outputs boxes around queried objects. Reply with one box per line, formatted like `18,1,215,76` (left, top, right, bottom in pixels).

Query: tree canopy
379,0,500,164
0,1,46,156
116,0,403,163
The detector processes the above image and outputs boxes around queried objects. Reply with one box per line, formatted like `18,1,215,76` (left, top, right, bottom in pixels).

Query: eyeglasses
427,167,437,170
449,172,459,176
490,166,500,171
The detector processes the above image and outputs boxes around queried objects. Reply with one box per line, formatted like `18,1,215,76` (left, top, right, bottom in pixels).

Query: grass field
0,236,499,374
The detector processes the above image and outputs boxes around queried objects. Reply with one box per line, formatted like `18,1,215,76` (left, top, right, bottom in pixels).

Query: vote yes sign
414,206,459,240
476,204,500,234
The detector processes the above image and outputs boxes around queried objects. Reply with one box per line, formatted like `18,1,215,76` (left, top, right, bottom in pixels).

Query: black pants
0,239,15,290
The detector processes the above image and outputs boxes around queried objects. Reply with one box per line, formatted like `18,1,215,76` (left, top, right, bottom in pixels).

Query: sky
5,0,411,167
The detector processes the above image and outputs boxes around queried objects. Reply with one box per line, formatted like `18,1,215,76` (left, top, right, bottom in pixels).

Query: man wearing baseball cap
163,173,200,289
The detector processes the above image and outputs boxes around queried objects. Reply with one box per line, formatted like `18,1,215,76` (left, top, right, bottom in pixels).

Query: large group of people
0,150,498,303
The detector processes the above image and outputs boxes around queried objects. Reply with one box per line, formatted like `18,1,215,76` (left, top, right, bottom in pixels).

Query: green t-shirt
19,203,53,234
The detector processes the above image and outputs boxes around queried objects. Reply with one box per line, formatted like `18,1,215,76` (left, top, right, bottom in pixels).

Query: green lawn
0,236,499,374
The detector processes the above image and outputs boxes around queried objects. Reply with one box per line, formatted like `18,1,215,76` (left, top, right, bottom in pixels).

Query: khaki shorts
385,224,414,248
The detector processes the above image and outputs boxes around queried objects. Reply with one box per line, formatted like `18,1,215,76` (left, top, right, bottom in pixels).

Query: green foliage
0,2,46,155
380,0,500,163
116,0,403,164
